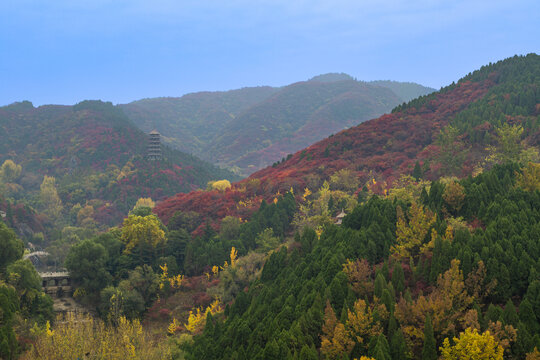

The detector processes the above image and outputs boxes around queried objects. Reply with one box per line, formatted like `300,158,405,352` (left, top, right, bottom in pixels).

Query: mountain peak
308,73,355,83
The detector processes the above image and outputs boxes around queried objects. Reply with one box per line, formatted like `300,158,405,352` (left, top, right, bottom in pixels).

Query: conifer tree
422,315,437,360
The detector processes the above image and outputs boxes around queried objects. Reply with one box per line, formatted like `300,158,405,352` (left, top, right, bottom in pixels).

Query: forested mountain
119,87,279,158
121,77,434,176
155,54,539,229
2,54,539,360
0,100,236,230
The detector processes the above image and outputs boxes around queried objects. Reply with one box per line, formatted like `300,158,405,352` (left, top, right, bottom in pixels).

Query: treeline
183,163,540,359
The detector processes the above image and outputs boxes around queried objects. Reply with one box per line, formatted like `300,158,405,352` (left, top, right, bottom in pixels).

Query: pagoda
147,130,162,161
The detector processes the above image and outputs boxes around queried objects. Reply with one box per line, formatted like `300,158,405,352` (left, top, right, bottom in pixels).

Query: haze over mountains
120,74,435,176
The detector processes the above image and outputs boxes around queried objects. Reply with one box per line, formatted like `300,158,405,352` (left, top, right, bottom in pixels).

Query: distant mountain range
120,75,435,176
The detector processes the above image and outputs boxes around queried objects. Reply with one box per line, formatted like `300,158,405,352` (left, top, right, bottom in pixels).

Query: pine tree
390,329,408,360
422,315,437,360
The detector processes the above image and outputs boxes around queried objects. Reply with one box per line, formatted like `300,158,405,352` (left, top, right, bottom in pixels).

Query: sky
0,0,538,106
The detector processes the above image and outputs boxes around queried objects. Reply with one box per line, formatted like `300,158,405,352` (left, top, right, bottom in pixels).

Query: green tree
65,240,111,301
422,315,437,360
0,222,23,272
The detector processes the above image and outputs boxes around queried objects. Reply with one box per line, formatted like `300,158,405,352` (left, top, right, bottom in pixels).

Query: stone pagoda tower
147,130,162,161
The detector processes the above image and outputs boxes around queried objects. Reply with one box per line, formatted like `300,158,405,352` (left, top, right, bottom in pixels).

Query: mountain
121,77,434,176
154,54,540,227
0,100,237,227
118,87,279,158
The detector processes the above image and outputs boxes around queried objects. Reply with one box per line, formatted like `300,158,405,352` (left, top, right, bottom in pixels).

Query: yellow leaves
516,162,540,192
159,263,183,291
526,348,540,360
392,202,435,260
273,197,278,204
302,187,312,201
347,299,380,344
167,318,180,335
23,312,170,360
184,299,223,334
212,266,219,276
45,321,53,337
121,214,166,254
315,226,323,239
230,247,238,268
321,298,383,360
440,328,503,360
342,259,373,298
210,179,231,192
134,197,155,209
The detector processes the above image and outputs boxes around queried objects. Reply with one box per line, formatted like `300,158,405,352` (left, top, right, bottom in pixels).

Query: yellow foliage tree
526,348,540,360
392,202,435,260
184,299,223,334
210,179,231,192
230,247,238,268
343,259,374,299
320,301,354,359
134,197,155,209
347,298,381,344
168,318,180,335
440,328,503,360
0,159,22,183
39,175,63,220
121,214,166,254
516,162,540,192
23,312,171,359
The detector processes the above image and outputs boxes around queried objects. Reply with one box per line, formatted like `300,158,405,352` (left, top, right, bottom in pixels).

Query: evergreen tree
422,315,437,360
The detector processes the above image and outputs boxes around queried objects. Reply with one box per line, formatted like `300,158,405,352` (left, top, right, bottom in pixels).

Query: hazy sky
1,0,538,106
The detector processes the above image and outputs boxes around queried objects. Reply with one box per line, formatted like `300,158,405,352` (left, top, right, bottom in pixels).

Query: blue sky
1,0,538,106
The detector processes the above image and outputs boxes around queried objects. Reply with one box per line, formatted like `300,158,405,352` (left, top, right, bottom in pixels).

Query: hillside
121,77,434,176
0,100,236,228
119,87,279,157
154,54,540,228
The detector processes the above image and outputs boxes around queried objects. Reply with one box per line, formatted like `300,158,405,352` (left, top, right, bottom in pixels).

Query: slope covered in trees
0,100,236,229
121,77,434,176
183,164,540,359
155,54,539,229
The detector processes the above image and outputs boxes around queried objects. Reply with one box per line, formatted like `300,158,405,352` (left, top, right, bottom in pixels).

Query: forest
0,54,539,359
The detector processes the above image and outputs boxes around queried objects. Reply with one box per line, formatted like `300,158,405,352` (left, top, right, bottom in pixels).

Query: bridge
39,271,72,297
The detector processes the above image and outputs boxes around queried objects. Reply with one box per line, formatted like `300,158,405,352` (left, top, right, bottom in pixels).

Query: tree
0,221,23,272
442,181,465,214
321,301,354,359
330,169,359,192
516,162,540,192
134,197,155,209
209,179,231,192
422,315,437,360
255,228,280,252
343,259,374,299
0,283,19,360
436,125,466,175
120,214,166,260
391,202,435,260
65,240,111,300
39,175,63,220
0,160,22,183
440,328,503,360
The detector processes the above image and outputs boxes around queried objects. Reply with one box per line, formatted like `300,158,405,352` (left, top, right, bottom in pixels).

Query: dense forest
0,54,539,359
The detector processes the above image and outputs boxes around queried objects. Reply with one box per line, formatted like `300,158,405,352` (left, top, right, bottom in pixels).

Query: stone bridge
39,271,72,297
